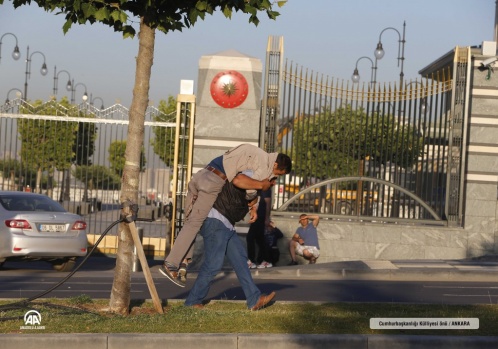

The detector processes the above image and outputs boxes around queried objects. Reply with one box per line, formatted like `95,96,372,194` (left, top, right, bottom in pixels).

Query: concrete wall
193,50,263,171
463,51,498,258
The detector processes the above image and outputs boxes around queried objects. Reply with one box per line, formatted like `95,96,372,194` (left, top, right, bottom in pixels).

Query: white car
0,191,88,272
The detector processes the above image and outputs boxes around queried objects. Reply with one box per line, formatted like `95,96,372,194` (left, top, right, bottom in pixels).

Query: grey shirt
222,144,278,182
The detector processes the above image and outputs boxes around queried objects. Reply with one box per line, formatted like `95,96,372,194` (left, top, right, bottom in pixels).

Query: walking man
184,179,276,310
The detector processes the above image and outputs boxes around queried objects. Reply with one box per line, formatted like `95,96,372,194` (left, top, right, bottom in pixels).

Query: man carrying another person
184,177,276,311
160,143,292,287
288,214,320,265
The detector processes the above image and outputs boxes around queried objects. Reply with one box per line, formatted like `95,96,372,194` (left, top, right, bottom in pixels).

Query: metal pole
495,0,498,46
24,46,29,100
132,226,144,272
53,66,57,96
400,21,406,87
70,78,75,104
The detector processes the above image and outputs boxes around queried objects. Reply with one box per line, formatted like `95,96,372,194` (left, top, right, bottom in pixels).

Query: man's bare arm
232,173,274,191
307,214,320,227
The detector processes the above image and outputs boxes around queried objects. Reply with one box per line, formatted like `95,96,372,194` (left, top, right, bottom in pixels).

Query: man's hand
292,234,304,245
248,206,258,223
261,177,277,191
261,179,272,191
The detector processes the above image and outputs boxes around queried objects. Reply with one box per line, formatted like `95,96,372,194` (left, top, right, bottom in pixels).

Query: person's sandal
159,263,186,287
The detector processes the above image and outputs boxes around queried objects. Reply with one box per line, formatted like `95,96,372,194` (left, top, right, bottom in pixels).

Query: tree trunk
64,169,71,201
59,170,66,202
36,168,42,194
109,18,155,315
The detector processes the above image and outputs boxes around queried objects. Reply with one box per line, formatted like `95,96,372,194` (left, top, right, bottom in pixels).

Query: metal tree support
170,94,196,244
121,201,163,313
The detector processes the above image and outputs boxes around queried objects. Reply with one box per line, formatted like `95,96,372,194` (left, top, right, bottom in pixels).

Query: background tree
17,99,78,196
109,140,146,177
291,105,424,181
0,159,37,191
150,96,176,166
5,0,284,315
64,109,98,201
73,165,121,192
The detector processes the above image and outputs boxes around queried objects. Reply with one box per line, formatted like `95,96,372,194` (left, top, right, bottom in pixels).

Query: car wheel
336,201,353,215
51,258,76,272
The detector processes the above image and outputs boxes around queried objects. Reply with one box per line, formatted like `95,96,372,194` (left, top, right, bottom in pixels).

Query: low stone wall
88,213,497,268
270,216,497,265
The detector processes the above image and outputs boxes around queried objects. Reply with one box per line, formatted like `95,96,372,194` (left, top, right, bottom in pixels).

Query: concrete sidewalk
193,256,498,283
2,333,498,349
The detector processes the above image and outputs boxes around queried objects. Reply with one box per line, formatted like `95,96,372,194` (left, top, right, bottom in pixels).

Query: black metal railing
266,55,458,225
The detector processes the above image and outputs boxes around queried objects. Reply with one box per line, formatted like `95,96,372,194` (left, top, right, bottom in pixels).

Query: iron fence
0,99,176,256
264,43,461,225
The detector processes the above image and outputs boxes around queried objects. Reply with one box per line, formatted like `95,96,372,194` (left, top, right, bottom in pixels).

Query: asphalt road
1,257,498,305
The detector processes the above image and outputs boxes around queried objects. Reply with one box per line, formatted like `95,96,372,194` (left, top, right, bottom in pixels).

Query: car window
9,200,34,211
0,195,66,212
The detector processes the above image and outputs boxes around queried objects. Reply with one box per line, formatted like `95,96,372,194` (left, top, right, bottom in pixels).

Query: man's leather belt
205,165,227,181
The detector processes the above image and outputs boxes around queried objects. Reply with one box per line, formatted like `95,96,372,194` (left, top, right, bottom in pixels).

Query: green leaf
95,6,110,21
62,19,73,34
110,10,121,22
195,1,208,11
277,1,287,8
267,10,279,20
122,25,136,38
120,11,128,23
81,3,94,18
248,14,260,26
222,5,232,19
244,4,257,16
189,8,200,24
261,0,272,9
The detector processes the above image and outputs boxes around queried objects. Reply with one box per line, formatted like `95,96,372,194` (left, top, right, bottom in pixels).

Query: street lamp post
351,56,377,88
374,21,406,87
24,46,48,100
52,66,72,96
71,80,88,104
90,94,105,110
0,32,21,63
407,81,427,113
5,88,23,103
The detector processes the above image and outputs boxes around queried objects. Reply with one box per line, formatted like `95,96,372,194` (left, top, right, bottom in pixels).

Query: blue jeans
185,217,261,309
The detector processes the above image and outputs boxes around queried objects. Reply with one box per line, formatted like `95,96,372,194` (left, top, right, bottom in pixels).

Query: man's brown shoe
190,304,205,309
250,291,276,311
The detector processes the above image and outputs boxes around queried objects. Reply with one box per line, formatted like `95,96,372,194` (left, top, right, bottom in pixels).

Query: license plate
40,224,66,232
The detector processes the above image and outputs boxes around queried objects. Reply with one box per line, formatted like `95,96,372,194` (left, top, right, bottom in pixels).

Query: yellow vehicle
286,185,378,215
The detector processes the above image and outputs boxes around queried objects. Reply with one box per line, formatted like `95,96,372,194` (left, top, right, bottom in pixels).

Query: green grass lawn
0,297,497,336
